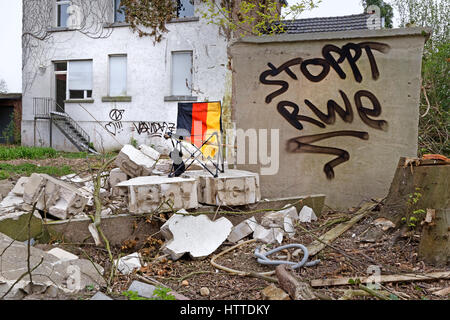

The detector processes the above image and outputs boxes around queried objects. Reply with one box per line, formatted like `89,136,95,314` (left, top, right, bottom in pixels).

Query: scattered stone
114,252,142,275
200,287,210,297
128,280,157,299
116,176,198,214
373,217,396,231
253,224,284,244
227,216,258,243
115,144,158,178
298,205,317,223
181,280,189,286
183,169,261,206
0,192,24,211
261,284,290,300
261,206,298,238
275,265,317,300
90,291,113,300
47,247,79,262
161,214,233,260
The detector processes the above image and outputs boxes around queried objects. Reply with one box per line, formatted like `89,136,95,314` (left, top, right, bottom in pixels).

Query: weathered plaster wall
21,1,230,153
230,28,428,209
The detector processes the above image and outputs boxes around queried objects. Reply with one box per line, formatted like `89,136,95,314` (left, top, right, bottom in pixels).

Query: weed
401,187,426,229
0,146,57,160
121,286,175,301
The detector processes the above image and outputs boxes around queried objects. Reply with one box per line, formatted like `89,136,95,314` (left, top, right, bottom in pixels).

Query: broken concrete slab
298,205,318,223
0,211,43,241
161,214,233,260
47,247,79,262
227,216,257,243
183,169,261,206
0,180,14,200
0,192,24,211
139,144,160,162
114,252,142,275
23,173,89,219
253,224,284,244
127,280,158,299
116,176,198,214
10,177,29,196
90,291,113,300
261,206,298,238
108,168,128,197
0,232,105,299
115,144,157,178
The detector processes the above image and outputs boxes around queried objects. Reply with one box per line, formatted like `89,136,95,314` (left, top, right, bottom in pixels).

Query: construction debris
298,205,318,223
114,252,142,275
261,284,291,300
47,247,79,262
227,216,257,243
115,144,159,178
160,213,233,260
275,265,317,300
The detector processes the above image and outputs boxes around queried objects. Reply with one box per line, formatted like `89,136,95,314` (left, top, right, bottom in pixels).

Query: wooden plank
311,271,450,288
306,201,378,256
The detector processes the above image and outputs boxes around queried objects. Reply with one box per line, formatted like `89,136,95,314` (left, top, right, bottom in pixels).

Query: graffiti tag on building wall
259,42,390,179
104,108,176,138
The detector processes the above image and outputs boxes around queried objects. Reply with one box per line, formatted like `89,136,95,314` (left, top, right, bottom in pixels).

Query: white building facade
22,0,231,154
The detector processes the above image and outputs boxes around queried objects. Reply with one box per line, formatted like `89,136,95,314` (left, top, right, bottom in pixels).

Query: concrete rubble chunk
139,144,160,162
183,169,261,206
11,177,29,196
47,247,79,262
22,173,89,220
0,232,105,299
161,214,233,260
261,206,298,238
0,192,24,211
128,280,157,299
114,252,142,275
0,180,15,200
253,224,284,244
116,176,198,214
298,205,317,223
108,168,128,197
90,292,113,300
261,284,291,300
227,216,258,243
115,144,157,178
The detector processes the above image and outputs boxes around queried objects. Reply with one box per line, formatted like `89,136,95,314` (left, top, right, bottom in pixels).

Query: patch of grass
0,163,73,179
57,151,89,159
0,146,57,160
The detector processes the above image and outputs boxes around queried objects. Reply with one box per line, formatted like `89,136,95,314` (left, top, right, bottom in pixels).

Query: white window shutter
109,56,127,96
172,52,192,96
68,60,93,90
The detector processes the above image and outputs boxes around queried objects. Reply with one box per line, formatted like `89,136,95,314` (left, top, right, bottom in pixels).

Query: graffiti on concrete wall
104,108,176,138
259,42,390,179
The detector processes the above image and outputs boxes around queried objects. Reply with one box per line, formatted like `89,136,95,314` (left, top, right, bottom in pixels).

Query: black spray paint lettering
133,121,176,138
259,41,390,180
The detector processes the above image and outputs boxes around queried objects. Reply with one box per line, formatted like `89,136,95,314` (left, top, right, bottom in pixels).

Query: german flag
177,102,222,158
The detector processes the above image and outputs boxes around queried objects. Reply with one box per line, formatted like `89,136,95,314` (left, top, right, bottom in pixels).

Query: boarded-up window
109,55,127,96
172,51,192,96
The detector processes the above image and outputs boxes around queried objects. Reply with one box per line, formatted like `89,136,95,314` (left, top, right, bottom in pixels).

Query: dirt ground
2,157,449,300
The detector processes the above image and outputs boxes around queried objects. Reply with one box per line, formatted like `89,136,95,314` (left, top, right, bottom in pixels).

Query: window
56,0,70,27
114,0,126,23
109,55,127,96
177,0,194,18
171,51,192,96
68,60,93,99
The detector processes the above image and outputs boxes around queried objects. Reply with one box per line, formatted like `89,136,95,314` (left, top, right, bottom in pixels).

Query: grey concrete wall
230,28,429,209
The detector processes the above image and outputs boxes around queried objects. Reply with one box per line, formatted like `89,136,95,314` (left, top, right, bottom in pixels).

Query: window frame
176,0,195,18
171,50,193,97
56,0,71,28
114,0,126,23
67,59,93,100
108,54,128,97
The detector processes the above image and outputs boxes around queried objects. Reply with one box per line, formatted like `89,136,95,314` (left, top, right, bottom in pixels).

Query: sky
0,0,398,94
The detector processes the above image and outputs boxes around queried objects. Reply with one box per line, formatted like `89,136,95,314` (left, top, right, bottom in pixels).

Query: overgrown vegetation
401,187,426,229
121,286,176,300
0,163,73,179
0,146,57,160
1,112,21,145
392,0,449,156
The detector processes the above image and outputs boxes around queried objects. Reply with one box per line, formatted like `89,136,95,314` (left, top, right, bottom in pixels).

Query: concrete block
139,144,160,162
116,176,198,214
90,292,113,300
115,144,157,178
298,206,317,223
47,247,79,262
108,168,128,197
11,177,29,196
253,224,284,244
183,169,261,206
161,214,233,260
114,252,142,275
127,280,157,299
227,216,257,243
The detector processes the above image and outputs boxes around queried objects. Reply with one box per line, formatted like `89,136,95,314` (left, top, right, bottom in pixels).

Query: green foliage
1,111,21,145
401,188,426,229
130,137,138,148
0,163,73,178
121,286,176,301
0,146,57,160
361,0,394,28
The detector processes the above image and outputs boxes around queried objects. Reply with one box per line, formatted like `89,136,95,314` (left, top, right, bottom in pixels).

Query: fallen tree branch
358,284,390,300
311,271,450,288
